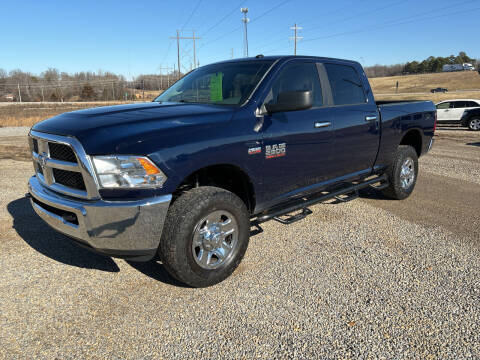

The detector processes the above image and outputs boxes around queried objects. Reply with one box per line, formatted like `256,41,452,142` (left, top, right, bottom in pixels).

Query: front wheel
158,186,250,287
468,118,480,131
382,145,419,200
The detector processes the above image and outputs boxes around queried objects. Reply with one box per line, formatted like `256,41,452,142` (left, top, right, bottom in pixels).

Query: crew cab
27,56,436,287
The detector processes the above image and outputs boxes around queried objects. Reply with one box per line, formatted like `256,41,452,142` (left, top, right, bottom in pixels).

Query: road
0,126,478,359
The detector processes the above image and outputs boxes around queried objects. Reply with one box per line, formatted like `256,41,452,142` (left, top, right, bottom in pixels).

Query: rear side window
267,62,323,107
324,63,366,105
453,101,467,108
466,101,479,107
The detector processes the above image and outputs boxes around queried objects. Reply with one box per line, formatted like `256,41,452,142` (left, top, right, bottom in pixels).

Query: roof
436,99,480,103
212,55,361,66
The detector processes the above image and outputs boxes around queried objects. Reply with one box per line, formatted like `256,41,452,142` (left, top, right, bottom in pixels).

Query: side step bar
252,175,388,225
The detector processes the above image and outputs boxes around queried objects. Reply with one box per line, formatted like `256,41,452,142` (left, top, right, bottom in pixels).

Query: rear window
324,63,366,105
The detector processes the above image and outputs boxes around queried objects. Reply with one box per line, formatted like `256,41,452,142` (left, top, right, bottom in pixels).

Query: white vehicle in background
442,63,475,72
436,99,480,124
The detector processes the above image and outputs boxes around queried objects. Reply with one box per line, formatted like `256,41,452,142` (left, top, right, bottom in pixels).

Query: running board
334,190,359,203
273,208,313,224
252,174,388,225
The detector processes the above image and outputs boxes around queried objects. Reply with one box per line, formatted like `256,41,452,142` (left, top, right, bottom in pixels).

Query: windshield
154,60,274,106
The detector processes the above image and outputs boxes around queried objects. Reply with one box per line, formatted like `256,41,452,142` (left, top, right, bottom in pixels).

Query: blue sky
2,0,479,77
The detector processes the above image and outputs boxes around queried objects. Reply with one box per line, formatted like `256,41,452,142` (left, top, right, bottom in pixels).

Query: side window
267,62,323,107
453,101,466,108
466,101,478,107
436,102,450,109
324,63,366,105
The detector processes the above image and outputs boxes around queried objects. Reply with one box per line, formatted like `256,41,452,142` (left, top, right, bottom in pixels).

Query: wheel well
173,165,256,213
400,130,422,156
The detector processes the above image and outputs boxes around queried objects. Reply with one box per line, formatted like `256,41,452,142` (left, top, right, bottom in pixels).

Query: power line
170,30,202,73
199,0,294,51
181,0,203,31
200,0,246,37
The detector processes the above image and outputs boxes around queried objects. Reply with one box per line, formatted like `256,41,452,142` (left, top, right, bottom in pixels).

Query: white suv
436,99,480,124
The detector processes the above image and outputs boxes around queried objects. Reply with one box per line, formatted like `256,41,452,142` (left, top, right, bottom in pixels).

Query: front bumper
28,176,171,261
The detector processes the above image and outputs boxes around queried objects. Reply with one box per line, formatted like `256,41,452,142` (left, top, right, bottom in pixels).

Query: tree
80,83,96,100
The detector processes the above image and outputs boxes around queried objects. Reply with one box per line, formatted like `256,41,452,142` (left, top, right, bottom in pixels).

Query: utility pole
241,8,249,57
289,23,303,55
170,30,202,74
231,48,234,59
17,84,22,102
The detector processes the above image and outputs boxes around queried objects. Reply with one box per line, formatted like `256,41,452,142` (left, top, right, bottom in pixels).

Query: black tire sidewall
183,197,249,280
383,145,418,200
159,186,250,287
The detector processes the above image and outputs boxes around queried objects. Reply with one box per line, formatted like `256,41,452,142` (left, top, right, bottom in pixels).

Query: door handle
365,115,377,122
314,121,331,128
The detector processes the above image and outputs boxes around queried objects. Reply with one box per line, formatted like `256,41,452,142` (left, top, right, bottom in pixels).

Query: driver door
259,60,334,208
436,101,452,121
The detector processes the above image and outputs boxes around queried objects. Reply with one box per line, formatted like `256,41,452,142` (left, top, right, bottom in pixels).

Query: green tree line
365,52,478,78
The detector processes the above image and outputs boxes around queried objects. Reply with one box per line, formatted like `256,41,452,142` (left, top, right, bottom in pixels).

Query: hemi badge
248,147,261,155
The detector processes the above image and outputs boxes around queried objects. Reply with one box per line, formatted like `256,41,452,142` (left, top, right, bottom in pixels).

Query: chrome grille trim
29,130,99,199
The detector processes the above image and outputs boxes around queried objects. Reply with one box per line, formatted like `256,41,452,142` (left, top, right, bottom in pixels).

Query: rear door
323,62,380,179
451,101,467,121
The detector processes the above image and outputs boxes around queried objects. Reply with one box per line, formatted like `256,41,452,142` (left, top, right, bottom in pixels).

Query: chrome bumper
28,176,171,261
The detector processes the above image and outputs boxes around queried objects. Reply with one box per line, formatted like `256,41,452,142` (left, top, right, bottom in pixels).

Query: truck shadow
126,261,189,288
357,188,389,200
467,142,480,147
7,197,120,272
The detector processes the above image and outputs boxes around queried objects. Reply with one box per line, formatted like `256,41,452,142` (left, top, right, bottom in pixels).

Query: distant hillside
369,71,480,102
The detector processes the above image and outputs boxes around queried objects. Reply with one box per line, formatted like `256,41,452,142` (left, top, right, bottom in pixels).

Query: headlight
92,155,167,189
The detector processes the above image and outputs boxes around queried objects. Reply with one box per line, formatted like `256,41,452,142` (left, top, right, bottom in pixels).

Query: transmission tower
241,8,249,57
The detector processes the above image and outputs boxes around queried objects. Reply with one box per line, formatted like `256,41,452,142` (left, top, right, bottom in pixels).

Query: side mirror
265,90,313,114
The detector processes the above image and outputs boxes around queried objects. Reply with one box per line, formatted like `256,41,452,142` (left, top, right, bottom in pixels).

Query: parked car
431,87,448,93
435,99,480,125
27,56,436,287
460,107,480,130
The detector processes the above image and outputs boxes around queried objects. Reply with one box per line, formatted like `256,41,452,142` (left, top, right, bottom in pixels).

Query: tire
158,186,250,287
382,145,419,200
468,118,480,131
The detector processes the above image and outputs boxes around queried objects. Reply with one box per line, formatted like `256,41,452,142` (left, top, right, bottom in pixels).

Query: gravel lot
0,126,479,359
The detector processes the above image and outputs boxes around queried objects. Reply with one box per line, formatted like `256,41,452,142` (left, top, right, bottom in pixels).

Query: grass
0,101,133,127
370,71,480,102
2,72,480,127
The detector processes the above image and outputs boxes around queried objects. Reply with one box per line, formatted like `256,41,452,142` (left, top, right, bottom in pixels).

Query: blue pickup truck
27,56,436,287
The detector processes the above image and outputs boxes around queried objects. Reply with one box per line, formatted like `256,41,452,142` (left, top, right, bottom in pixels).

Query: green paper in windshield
210,72,223,102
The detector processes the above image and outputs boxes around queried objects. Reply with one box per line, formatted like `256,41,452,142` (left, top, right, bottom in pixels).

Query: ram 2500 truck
27,56,436,287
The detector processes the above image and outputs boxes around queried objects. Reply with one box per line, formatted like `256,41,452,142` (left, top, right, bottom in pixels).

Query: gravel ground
0,127,479,359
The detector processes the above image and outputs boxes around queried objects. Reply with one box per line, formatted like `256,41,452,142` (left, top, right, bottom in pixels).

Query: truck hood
32,102,236,154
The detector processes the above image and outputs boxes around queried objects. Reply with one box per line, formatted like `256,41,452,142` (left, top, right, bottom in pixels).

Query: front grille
53,168,86,191
30,131,97,199
48,143,77,163
36,163,43,175
32,138,39,154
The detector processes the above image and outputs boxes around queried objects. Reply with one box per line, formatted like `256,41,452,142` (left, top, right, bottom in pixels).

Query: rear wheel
158,186,250,287
382,145,418,200
468,118,480,131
